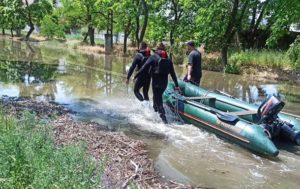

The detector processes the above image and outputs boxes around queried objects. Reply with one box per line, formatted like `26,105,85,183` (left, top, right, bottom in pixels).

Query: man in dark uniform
126,42,151,101
184,41,202,86
135,43,180,124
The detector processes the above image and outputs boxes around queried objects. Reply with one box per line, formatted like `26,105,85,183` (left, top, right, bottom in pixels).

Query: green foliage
41,15,65,39
170,43,186,65
266,0,300,47
0,111,103,189
287,36,300,70
229,50,296,70
224,62,241,74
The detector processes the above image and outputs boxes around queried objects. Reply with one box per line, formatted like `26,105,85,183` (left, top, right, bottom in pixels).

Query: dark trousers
152,85,167,123
134,77,151,101
183,74,201,86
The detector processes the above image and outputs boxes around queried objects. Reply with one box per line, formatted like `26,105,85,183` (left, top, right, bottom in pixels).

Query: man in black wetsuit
135,43,180,124
183,41,202,86
126,42,151,102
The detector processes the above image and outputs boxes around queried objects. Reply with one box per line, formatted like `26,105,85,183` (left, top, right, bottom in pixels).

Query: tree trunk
25,24,34,41
123,34,128,55
139,0,148,45
221,0,239,65
83,32,88,42
135,14,140,48
24,0,34,41
16,29,21,37
10,29,14,37
221,46,228,65
88,26,95,46
135,0,148,48
170,29,175,46
2,28,5,35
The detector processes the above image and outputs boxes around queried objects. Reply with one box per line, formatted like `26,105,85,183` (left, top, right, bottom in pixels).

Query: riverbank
0,96,206,188
1,34,299,84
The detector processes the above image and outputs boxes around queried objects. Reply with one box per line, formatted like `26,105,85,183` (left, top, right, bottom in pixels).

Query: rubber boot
158,106,167,124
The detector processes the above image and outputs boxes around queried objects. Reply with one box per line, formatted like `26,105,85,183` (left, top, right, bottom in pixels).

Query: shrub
41,15,65,39
224,62,241,74
287,36,300,70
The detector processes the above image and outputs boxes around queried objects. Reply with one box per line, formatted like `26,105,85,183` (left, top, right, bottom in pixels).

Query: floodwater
1,38,300,189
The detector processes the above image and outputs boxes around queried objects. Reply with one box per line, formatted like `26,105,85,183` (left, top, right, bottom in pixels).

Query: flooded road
1,38,300,188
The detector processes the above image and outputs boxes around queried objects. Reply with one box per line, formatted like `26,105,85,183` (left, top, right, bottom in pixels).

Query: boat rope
199,90,211,104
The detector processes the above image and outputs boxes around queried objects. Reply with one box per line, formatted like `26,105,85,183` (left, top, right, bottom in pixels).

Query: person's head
186,40,196,52
139,41,148,50
156,42,166,51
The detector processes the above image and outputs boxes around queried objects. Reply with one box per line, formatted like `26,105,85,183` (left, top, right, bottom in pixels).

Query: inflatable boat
163,81,300,157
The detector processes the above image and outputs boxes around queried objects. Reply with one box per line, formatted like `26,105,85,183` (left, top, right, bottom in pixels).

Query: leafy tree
20,0,53,40
40,14,65,39
134,0,149,48
266,0,300,47
0,0,26,37
59,0,113,46
113,0,136,54
194,0,250,65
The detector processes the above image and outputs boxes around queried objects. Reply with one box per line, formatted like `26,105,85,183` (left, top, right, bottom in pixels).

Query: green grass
0,110,103,189
229,50,297,70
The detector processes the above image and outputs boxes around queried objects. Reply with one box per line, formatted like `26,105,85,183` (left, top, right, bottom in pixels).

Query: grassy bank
0,110,103,189
227,50,299,74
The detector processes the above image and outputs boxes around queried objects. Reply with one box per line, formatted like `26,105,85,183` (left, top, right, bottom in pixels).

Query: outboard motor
258,96,300,145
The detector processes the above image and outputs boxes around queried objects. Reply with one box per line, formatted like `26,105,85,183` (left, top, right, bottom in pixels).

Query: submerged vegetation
0,110,102,188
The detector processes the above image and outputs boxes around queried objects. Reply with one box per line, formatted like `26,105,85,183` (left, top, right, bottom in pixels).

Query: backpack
152,51,170,75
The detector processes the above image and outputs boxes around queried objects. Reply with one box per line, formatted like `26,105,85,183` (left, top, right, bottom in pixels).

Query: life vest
152,50,170,75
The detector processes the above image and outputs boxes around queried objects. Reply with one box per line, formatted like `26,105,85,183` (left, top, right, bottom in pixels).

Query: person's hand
187,74,191,81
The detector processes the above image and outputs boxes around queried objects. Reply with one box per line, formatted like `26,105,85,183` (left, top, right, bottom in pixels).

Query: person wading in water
184,41,202,86
126,42,151,102
135,43,180,124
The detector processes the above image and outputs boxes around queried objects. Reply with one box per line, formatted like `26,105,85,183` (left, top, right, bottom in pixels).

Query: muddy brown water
1,38,300,189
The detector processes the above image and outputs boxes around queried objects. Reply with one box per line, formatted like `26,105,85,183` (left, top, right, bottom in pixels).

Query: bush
0,111,102,189
41,15,65,39
224,62,241,74
287,36,300,70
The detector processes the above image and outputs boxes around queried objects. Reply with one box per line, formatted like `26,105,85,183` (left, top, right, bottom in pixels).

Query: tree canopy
1,0,299,62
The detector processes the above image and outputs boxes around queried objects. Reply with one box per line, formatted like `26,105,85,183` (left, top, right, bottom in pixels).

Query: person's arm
187,64,192,80
169,60,179,87
187,53,193,80
134,56,153,79
127,54,140,80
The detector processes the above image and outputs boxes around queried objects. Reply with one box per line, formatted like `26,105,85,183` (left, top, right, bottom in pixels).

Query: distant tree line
1,0,299,64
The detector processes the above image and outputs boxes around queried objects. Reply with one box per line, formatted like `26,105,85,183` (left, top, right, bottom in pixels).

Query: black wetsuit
135,50,179,123
127,51,151,101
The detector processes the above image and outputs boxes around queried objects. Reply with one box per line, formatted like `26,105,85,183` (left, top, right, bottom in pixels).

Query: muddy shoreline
0,96,207,188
